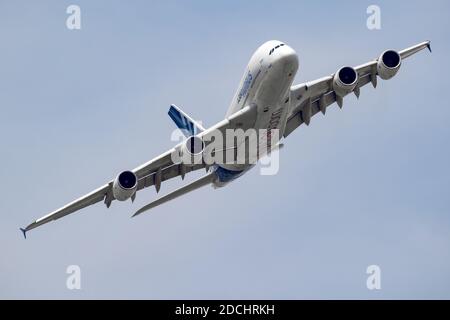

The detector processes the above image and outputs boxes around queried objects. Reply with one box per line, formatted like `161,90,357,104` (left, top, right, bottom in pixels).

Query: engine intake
333,66,359,97
377,50,401,80
180,136,205,166
113,170,137,201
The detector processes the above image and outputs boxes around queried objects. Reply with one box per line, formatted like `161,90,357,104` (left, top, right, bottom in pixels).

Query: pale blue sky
1,0,449,299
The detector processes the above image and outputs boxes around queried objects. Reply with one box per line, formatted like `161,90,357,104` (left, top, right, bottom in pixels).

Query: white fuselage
212,40,299,186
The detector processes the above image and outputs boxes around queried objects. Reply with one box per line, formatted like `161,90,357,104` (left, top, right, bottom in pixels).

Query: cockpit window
269,43,285,55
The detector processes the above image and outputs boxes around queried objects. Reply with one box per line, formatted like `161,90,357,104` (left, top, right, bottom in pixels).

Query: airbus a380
20,40,431,238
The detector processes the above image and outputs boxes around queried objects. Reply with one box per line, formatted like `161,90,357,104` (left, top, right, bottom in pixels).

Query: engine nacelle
180,136,205,166
112,170,137,201
377,50,401,80
333,66,359,97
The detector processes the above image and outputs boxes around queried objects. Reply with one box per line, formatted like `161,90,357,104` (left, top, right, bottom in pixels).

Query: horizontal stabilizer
168,104,205,137
132,173,214,217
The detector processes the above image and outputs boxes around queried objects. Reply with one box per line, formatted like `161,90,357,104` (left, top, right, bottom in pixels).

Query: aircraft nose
280,46,299,68
277,47,298,75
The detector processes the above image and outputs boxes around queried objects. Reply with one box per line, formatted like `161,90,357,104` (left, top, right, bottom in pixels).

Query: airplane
20,40,431,238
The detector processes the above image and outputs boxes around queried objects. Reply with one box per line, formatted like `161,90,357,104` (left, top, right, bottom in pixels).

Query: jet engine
377,50,402,80
112,170,138,201
333,66,359,97
180,136,205,166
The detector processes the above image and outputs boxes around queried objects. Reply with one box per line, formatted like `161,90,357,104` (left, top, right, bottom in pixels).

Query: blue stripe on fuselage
214,166,245,183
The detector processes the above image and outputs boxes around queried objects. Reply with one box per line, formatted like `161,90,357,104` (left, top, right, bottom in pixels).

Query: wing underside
284,41,431,137
21,104,258,236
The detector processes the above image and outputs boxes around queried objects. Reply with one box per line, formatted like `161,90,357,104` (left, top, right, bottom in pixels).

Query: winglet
427,41,432,53
131,211,140,218
20,228,27,239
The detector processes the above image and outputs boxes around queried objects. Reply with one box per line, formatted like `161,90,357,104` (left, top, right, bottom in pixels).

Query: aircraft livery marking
237,71,253,103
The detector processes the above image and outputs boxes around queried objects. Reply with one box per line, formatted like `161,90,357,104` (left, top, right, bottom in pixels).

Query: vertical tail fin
168,104,205,137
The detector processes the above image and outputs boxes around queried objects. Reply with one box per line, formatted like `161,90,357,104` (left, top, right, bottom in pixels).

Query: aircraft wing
284,41,431,137
20,150,191,237
21,104,257,237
